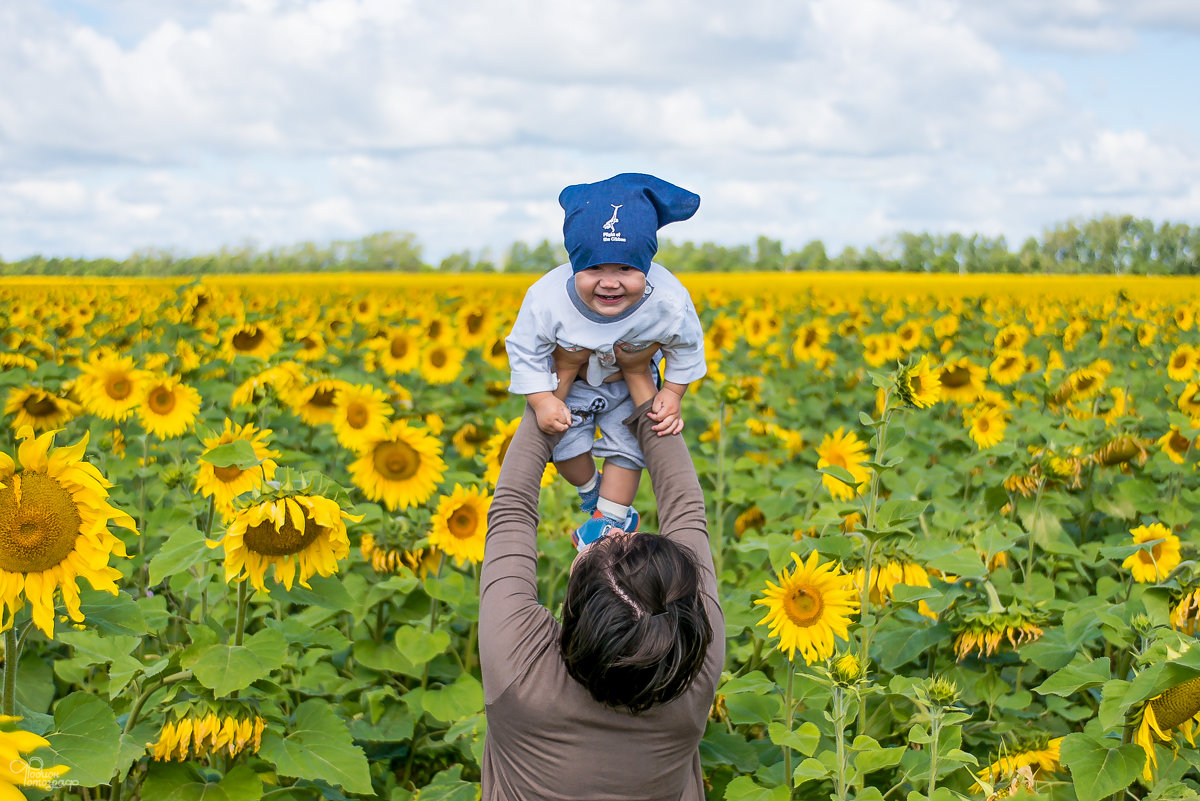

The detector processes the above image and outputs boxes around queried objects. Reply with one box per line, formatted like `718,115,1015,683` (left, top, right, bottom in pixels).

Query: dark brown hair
560,532,712,713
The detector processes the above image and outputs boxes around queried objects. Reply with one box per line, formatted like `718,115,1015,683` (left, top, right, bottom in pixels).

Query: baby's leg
597,463,640,507
555,452,597,486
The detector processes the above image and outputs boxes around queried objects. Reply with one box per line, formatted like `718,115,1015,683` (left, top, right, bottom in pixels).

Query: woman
479,345,724,800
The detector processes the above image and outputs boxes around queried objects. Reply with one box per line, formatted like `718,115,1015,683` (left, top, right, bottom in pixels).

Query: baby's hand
530,394,572,434
649,387,685,436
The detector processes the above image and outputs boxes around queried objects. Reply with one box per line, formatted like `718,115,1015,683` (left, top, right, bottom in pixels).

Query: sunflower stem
782,661,794,793
927,706,942,795
3,624,20,716
832,684,849,800
1023,478,1048,594
234,581,250,647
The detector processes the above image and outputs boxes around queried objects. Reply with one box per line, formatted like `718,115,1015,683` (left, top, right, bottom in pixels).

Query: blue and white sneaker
570,506,640,551
578,473,602,514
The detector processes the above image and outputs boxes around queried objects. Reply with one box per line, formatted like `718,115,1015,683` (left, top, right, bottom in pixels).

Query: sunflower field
3,271,1200,801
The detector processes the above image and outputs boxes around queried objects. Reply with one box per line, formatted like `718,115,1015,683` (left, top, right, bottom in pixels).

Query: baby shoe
577,473,602,514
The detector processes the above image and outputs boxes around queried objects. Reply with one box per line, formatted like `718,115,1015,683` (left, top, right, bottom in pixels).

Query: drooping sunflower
953,609,1044,661
1131,676,1200,781
213,493,358,592
1178,382,1200,418
1,715,70,792
896,355,940,409
419,343,466,385
332,384,392,452
1122,523,1181,583
429,484,491,565
936,358,986,404
4,387,82,432
230,361,306,409
0,427,138,637
734,506,766,537
360,533,443,577
137,375,202,440
1090,435,1148,470
1172,587,1200,635
349,421,446,511
149,707,266,762
816,427,871,501
972,736,1063,794
754,551,860,664
74,352,147,421
850,560,936,619
195,420,279,517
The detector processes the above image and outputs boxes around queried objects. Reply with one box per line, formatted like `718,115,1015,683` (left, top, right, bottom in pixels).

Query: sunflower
791,320,831,362
332,384,392,452
0,353,38,373
1157,426,1194,464
137,375,202,439
1066,367,1105,401
989,349,1026,385
429,484,491,565
965,406,1007,450
973,736,1063,794
222,322,282,362
195,420,279,517
213,493,357,592
360,533,443,577
293,329,328,363
953,609,1044,661
289,378,349,426
816,427,871,501
850,560,936,620
4,387,82,432
936,358,986,404
1122,523,1181,583
0,427,137,637
1131,676,1200,781
734,506,766,537
419,343,466,385
149,708,266,762
754,551,859,664
896,356,940,409
1178,382,1200,418
481,334,510,371
230,362,305,409
375,327,422,375
482,416,556,488
451,422,492,460
1172,587,1200,635
1167,344,1198,382
1,715,70,792
895,320,925,352
74,353,147,421
454,303,495,348
350,421,446,511
1090,435,1148,469
993,323,1030,351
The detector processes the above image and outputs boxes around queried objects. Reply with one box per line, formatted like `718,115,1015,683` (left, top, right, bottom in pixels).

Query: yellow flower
734,506,766,537
1,715,70,792
993,323,1029,351
0,427,137,637
137,375,202,439
451,423,492,460
332,384,392,452
361,533,443,578
896,355,940,409
349,420,446,511
965,406,1007,450
482,417,556,488
1122,523,1181,583
1157,426,1194,464
289,378,349,426
212,494,357,592
953,610,1043,661
375,327,422,375
754,551,859,664
429,484,491,565
222,321,282,361
4,387,82,433
791,320,831,362
973,736,1063,793
419,343,466,385
1132,676,1200,781
195,420,279,518
988,349,1026,385
936,358,986,404
1172,587,1200,635
1178,382,1200,418
74,352,147,421
148,709,266,761
231,362,305,409
1167,344,1198,382
816,427,871,501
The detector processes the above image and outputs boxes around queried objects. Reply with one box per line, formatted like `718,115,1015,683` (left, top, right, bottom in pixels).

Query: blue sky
2,0,1198,264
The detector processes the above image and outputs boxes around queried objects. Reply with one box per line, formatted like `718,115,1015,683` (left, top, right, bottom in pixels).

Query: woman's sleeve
623,401,723,630
479,405,561,704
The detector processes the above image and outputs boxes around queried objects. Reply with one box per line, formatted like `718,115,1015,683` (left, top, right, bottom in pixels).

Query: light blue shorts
551,379,645,471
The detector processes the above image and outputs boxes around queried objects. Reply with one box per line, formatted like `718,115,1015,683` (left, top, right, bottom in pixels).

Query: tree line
3,215,1198,276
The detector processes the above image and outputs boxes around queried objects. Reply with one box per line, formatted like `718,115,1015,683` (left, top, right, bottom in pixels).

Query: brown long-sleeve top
479,401,725,801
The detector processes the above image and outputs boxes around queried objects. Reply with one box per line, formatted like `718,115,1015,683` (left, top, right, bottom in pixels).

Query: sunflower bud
927,675,960,706
831,651,866,685
1130,613,1154,636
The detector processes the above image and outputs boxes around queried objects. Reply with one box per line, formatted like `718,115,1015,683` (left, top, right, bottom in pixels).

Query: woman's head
560,531,712,713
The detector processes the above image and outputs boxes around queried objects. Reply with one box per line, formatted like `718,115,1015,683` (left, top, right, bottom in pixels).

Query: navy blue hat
559,173,700,274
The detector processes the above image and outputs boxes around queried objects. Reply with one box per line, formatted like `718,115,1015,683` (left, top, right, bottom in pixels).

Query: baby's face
574,263,646,317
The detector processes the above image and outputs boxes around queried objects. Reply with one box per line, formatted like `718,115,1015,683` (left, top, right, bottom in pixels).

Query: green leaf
718,670,776,695
852,735,905,775
56,630,145,697
725,693,779,726
394,624,451,666
415,765,479,801
423,674,484,723
76,589,147,635
924,546,987,579
148,525,211,585
187,629,287,697
768,721,819,756
876,499,928,529
700,727,760,772
39,692,122,787
141,762,264,801
793,757,832,784
1034,656,1111,697
723,775,792,801
818,464,861,489
199,438,262,469
1059,733,1144,801
257,699,373,795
